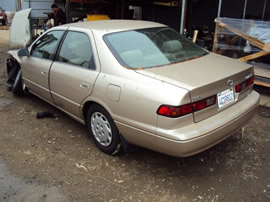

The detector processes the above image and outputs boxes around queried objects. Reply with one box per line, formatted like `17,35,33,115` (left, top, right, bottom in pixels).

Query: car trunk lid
136,53,254,122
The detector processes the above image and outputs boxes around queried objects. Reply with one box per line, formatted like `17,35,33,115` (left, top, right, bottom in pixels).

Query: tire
86,104,121,155
12,69,25,96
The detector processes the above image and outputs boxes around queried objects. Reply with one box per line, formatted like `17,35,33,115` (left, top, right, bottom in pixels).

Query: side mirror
18,48,30,57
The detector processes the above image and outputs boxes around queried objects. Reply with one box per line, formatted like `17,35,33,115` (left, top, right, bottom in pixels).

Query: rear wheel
86,104,121,155
12,69,25,96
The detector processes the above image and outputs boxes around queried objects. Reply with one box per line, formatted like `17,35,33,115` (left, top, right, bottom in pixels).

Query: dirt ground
0,29,270,202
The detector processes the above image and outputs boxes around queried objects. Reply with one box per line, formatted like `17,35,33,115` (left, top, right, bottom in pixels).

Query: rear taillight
157,104,193,118
157,95,217,118
235,76,254,93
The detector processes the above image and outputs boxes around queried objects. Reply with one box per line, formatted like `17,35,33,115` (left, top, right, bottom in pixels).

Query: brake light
157,104,193,118
247,76,254,86
157,95,217,118
235,76,254,93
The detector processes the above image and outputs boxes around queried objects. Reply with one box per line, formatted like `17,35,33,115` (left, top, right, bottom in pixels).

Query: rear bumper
155,91,260,157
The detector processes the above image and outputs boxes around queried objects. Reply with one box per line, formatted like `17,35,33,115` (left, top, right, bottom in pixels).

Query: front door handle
41,71,47,75
80,82,90,89
80,84,88,88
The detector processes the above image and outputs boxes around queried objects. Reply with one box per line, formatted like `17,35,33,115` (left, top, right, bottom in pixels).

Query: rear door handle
41,71,47,75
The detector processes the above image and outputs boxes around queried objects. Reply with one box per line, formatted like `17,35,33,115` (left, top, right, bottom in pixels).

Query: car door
21,30,65,103
49,30,100,118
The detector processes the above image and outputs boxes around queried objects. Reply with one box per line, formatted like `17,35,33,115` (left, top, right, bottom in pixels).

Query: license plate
217,88,234,108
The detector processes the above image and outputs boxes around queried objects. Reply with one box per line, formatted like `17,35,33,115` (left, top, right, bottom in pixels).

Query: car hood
9,8,32,49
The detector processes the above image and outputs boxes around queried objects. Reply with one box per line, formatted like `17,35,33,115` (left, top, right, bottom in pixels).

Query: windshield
104,27,208,69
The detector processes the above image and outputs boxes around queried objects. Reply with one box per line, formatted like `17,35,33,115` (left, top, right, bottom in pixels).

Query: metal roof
61,19,166,33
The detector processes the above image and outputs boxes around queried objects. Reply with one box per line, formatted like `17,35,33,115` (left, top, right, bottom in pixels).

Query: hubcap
90,112,112,146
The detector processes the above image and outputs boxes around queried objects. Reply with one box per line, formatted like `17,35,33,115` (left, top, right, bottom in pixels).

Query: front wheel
86,104,121,155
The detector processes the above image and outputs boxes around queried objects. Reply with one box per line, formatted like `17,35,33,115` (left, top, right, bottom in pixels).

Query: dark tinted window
104,27,208,69
57,31,95,69
31,31,64,60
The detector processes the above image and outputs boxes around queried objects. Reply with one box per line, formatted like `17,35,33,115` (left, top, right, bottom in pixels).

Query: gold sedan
6,20,260,157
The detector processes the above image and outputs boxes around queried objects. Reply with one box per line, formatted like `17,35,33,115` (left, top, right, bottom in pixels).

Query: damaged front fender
6,51,21,91
7,50,21,64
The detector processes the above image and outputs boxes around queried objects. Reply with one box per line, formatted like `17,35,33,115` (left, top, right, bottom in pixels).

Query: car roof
62,20,166,34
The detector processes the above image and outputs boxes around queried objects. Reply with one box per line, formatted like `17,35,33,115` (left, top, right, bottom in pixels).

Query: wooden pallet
253,64,270,87
213,18,270,87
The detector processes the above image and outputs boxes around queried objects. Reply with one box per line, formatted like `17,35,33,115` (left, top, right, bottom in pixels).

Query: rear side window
57,31,95,69
31,30,64,60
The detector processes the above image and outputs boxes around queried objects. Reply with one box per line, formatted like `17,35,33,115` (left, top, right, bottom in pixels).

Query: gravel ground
0,29,270,202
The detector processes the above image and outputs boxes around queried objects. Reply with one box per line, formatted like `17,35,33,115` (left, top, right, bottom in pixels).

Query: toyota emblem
227,79,234,87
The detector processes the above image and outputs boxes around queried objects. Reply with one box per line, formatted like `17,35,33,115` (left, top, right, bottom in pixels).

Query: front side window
104,27,208,69
31,30,64,60
57,31,95,69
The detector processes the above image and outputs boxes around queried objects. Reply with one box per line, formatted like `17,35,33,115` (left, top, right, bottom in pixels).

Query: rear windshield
103,27,208,69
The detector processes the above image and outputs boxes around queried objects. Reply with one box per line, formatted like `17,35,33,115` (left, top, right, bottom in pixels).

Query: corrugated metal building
23,0,56,18
2,0,269,34
0,0,17,11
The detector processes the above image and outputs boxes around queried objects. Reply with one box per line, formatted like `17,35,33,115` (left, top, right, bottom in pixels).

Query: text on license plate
217,88,234,108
